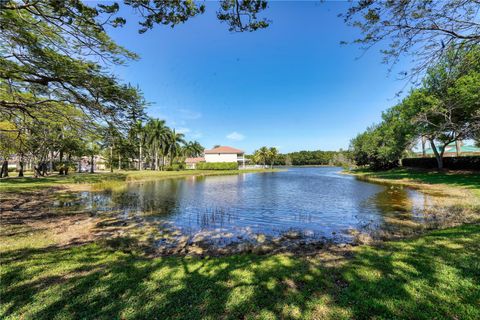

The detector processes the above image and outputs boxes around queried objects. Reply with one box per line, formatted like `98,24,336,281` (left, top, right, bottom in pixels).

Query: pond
54,167,436,253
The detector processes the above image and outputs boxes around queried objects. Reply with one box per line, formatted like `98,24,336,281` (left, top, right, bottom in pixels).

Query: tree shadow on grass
1,224,479,319
0,173,128,194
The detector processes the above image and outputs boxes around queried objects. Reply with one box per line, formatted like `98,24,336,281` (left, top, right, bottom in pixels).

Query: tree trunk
48,151,53,174
118,153,121,171
18,159,24,177
430,140,443,170
421,136,426,157
34,165,40,178
139,143,143,171
90,155,94,173
0,160,8,178
155,149,159,171
455,140,461,156
110,146,113,173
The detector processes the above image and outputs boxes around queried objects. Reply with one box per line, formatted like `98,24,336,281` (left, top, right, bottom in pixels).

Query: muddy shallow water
48,167,442,254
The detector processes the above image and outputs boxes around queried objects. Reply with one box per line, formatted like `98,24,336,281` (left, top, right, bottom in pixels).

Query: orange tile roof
204,146,244,154
185,157,205,163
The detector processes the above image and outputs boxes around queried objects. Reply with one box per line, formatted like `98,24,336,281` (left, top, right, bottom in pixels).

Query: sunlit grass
350,168,480,198
0,169,280,193
1,224,479,319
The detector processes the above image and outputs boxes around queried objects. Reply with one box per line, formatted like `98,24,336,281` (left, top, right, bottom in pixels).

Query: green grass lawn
351,168,480,198
0,169,279,193
2,167,479,319
1,224,479,319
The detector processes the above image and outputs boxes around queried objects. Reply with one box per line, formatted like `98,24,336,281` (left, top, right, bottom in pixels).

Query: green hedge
196,162,238,170
165,163,185,171
402,156,480,170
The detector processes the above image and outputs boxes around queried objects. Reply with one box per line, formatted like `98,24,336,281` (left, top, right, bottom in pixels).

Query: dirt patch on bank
1,189,99,247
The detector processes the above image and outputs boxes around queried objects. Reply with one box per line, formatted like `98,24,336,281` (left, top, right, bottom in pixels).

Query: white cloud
226,131,245,141
191,131,203,139
177,127,191,134
179,109,202,120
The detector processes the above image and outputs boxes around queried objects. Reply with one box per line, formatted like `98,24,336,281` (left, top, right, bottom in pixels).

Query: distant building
185,146,247,169
204,146,246,167
78,155,106,172
417,143,480,157
185,157,204,169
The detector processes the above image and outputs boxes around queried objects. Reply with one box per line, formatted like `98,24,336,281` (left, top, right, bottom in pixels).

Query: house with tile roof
185,157,205,169
184,146,247,169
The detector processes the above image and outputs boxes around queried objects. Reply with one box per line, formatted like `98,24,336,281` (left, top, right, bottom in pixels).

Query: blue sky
108,1,412,153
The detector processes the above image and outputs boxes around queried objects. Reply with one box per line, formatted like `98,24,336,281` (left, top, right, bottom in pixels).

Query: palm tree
269,147,278,168
145,118,168,170
252,150,261,165
131,120,146,170
258,146,269,168
183,140,204,158
166,129,186,165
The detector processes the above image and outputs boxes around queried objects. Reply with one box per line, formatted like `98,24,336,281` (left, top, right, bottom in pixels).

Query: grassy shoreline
345,167,480,199
1,224,479,319
0,168,281,193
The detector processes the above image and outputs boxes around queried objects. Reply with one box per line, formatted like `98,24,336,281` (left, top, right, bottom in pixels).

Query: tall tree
0,0,266,127
0,1,144,127
183,141,204,158
342,1,480,80
102,124,122,172
145,118,168,170
350,46,480,170
166,129,186,166
258,146,270,168
413,47,480,169
0,121,17,177
131,120,146,170
268,147,278,168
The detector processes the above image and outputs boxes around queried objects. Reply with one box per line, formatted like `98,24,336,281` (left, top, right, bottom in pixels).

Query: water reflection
55,167,435,243
359,185,433,236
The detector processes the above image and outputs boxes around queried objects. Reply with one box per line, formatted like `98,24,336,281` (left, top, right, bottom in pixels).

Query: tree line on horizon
248,148,353,167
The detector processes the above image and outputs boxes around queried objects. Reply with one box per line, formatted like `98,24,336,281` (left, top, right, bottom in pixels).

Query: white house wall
204,153,238,163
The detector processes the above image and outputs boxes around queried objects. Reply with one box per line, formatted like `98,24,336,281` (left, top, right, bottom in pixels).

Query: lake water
57,167,433,246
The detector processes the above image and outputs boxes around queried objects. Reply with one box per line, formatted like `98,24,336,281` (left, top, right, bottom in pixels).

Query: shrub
165,164,184,171
402,156,480,170
53,161,77,175
196,162,238,170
